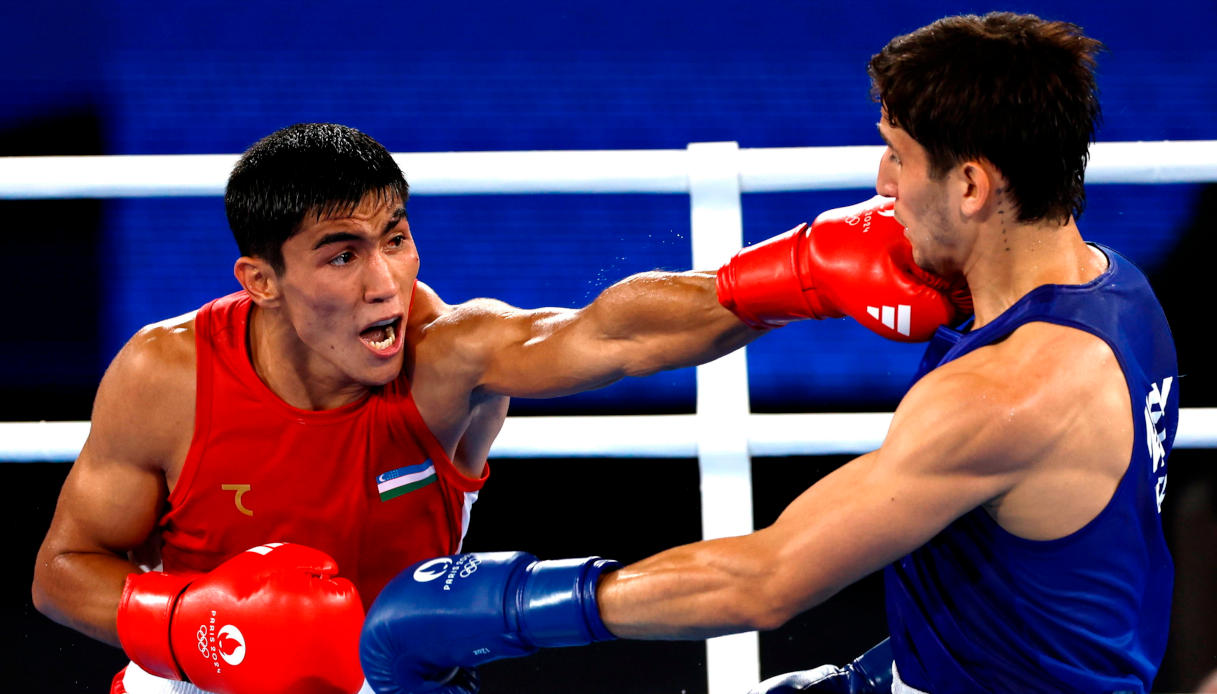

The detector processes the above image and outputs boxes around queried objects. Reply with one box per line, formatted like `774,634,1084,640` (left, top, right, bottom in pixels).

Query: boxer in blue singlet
356,13,1179,694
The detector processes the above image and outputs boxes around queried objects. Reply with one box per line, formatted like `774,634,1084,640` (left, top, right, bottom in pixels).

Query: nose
875,148,898,198
363,251,399,303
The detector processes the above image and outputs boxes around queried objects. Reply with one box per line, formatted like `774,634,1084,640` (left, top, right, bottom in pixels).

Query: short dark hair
868,12,1103,224
225,123,409,274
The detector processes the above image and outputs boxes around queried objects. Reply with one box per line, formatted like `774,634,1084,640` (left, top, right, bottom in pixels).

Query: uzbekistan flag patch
376,460,436,501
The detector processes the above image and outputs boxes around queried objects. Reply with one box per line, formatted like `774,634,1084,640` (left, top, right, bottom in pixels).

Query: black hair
869,12,1103,224
225,123,409,273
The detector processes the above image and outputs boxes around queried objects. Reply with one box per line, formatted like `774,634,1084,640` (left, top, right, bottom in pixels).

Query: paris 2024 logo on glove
412,555,482,590
197,618,247,674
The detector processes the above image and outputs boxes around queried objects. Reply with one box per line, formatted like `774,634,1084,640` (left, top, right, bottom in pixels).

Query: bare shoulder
982,320,1126,426
113,310,198,399
410,281,514,338
411,284,546,374
892,322,1120,461
88,310,199,472
405,285,522,457
883,320,1128,501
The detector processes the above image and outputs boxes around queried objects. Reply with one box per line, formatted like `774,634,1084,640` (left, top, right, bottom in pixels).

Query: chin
360,358,405,387
911,248,950,277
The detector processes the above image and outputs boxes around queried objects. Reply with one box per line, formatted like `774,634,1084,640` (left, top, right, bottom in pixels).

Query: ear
234,256,282,308
954,160,988,218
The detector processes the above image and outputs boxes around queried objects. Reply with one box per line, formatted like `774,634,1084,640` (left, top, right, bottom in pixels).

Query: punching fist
360,552,619,694
117,542,364,694
747,638,893,694
716,196,971,341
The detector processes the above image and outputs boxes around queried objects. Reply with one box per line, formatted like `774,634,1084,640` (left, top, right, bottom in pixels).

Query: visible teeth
369,325,396,350
370,317,396,328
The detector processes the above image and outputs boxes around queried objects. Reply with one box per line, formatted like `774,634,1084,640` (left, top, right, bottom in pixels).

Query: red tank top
158,291,487,604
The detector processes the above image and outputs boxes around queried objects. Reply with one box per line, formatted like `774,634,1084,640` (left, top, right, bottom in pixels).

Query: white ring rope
5,409,1217,463
5,141,1214,694
1,140,1216,198
2,140,1215,465
2,139,1216,464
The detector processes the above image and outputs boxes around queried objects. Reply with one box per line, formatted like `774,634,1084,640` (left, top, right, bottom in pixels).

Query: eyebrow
383,206,407,235
311,207,408,250
875,122,896,149
312,231,361,250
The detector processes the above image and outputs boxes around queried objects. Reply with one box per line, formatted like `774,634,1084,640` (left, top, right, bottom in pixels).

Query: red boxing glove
716,195,972,342
117,542,365,694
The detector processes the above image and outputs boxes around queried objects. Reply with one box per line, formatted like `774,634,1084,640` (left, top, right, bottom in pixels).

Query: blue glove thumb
746,638,892,694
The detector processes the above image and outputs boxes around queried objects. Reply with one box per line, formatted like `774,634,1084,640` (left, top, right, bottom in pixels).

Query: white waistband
892,661,931,694
121,663,210,694
122,662,375,694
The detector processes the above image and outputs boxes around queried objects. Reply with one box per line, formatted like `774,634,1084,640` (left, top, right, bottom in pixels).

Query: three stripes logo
866,304,912,337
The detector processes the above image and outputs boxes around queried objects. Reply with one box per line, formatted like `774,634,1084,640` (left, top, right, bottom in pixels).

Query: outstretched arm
452,196,969,399
359,325,1128,694
595,364,1028,637
596,323,1129,637
357,367,1027,694
445,269,758,399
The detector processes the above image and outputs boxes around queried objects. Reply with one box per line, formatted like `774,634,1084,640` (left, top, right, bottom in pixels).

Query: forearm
588,270,760,376
595,534,795,640
477,270,762,398
32,550,137,647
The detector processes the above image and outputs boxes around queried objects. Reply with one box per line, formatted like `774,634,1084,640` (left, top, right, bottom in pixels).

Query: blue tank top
884,245,1177,694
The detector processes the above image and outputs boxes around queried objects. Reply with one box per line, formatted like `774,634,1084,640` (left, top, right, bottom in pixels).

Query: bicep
471,271,749,398
759,453,984,608
759,376,1029,611
38,333,185,561
454,301,628,399
597,445,1003,638
43,442,167,557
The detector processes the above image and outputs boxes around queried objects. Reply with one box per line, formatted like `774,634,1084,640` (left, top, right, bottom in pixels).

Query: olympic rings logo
457,556,481,578
413,554,483,585
196,626,209,655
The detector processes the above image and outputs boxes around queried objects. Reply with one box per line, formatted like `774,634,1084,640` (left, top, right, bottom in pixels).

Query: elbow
31,564,54,618
31,588,52,619
621,356,665,380
739,570,832,633
30,548,69,621
740,595,800,632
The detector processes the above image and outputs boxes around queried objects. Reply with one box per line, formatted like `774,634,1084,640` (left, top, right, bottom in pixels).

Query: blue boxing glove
747,639,893,694
360,552,620,694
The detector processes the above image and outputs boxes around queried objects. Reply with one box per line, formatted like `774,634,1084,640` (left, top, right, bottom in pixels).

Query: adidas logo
867,304,911,336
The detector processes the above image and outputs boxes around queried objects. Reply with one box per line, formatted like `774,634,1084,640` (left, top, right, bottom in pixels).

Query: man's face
274,193,418,388
875,117,963,277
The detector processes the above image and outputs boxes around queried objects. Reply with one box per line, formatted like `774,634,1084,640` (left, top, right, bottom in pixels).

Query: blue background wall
4,0,1215,414
4,1,1217,690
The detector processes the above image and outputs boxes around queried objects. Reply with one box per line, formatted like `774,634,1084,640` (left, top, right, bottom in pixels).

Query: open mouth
360,316,402,354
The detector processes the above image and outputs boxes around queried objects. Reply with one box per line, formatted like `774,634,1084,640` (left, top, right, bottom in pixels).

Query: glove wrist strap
517,557,622,647
116,572,193,682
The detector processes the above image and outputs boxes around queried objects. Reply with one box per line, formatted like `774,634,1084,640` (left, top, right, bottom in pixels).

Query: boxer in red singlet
31,123,967,694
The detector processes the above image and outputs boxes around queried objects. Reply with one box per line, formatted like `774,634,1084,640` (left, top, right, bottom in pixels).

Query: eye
329,251,355,266
387,234,407,248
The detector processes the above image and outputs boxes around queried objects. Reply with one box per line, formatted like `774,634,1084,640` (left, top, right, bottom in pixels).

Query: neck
247,304,370,410
964,216,1106,330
